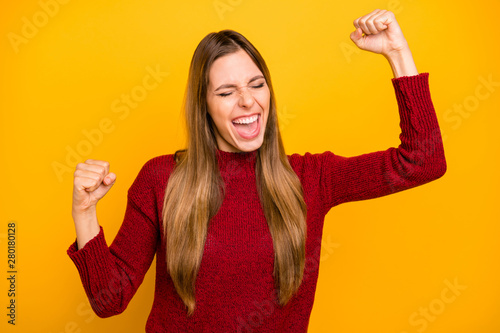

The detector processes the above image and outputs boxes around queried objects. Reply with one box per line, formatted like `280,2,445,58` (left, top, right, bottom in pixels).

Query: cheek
208,102,232,127
260,89,271,107
258,93,271,114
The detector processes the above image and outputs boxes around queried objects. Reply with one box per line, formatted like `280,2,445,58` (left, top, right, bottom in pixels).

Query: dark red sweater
67,73,446,332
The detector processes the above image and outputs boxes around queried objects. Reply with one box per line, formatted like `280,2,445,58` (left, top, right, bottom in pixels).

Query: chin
235,140,262,152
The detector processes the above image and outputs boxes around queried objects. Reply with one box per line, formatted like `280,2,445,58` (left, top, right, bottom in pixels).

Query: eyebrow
214,75,265,92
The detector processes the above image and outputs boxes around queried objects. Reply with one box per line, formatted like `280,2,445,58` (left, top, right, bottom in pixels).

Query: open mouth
232,114,260,139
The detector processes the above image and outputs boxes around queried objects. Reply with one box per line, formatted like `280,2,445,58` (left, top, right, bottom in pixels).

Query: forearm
67,224,136,318
67,193,158,318
385,47,419,78
72,207,100,250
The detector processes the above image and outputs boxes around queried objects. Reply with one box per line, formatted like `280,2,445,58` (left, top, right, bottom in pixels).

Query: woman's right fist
72,159,116,214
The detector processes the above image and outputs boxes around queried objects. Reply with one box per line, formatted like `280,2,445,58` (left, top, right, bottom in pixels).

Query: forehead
208,50,263,87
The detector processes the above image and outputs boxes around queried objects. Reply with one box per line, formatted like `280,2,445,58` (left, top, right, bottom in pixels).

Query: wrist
72,204,96,218
384,47,419,78
72,209,100,250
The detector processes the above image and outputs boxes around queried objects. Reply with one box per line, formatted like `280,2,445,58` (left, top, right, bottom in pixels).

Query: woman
68,9,446,332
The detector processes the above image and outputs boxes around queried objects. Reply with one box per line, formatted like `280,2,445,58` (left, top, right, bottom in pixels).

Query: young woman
68,9,446,332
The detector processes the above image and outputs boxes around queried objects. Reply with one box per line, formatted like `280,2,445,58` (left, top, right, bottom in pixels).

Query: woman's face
206,49,270,153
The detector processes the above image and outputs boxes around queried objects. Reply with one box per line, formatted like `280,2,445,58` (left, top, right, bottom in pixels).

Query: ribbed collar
215,148,258,177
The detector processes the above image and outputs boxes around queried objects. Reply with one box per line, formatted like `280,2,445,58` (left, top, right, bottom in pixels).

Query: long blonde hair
162,30,307,316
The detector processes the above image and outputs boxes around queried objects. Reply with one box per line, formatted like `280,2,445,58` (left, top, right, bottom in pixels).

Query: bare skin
71,9,417,250
72,159,116,249
349,9,419,78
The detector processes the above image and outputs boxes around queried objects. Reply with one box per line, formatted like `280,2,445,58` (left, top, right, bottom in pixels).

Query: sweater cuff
67,226,109,270
391,72,429,92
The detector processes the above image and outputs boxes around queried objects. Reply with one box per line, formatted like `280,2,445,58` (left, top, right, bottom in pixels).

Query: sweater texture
67,73,446,332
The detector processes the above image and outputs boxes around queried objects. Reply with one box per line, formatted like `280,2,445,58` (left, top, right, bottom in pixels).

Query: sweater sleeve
318,72,447,215
66,159,160,318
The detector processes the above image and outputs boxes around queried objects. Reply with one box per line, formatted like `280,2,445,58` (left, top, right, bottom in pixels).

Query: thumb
103,172,116,186
91,172,117,200
350,27,364,47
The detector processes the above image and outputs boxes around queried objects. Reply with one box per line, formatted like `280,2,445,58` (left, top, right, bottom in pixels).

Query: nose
237,87,254,108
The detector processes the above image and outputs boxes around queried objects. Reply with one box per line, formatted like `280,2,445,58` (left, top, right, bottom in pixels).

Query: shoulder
128,153,178,197
286,151,340,184
140,154,177,178
287,151,336,172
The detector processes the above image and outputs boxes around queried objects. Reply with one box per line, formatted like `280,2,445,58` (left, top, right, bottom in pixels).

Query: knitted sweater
67,73,446,332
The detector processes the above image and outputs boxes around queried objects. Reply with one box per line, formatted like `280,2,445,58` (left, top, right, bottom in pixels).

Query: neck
215,147,258,177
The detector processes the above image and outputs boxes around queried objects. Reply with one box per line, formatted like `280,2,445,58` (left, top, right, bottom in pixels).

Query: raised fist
72,159,116,214
350,9,409,57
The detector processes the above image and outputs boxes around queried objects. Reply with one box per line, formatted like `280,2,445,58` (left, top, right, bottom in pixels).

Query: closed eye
217,83,266,98
252,83,265,89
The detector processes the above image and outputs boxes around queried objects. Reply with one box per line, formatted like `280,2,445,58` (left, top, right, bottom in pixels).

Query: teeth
232,115,258,125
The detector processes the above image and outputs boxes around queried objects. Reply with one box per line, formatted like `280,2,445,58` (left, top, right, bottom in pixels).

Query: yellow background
1,0,499,332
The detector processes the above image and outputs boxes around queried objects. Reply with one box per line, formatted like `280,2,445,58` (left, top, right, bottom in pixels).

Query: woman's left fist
350,9,409,58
